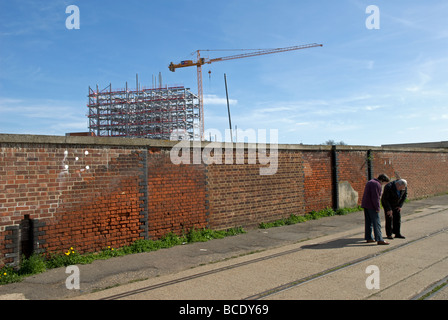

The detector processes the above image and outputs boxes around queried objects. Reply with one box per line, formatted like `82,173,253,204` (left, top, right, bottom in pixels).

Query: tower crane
168,43,323,140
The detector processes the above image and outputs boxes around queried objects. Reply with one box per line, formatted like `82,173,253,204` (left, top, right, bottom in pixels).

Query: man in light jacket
361,174,391,245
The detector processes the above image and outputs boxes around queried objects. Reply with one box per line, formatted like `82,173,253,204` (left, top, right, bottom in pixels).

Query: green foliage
259,206,362,229
0,226,246,286
45,247,96,268
335,205,363,215
18,254,47,276
0,253,47,284
0,266,22,285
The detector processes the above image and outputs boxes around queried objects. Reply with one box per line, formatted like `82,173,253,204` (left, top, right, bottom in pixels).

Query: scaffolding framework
87,84,201,140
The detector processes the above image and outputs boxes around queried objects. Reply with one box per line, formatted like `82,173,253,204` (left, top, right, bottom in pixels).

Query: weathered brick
2,138,448,268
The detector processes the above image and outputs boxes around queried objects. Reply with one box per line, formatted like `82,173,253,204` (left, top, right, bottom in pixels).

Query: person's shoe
387,235,394,240
377,241,389,245
366,240,376,243
395,234,406,239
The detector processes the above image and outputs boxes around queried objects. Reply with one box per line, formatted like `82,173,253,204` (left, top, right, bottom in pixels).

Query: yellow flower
65,251,70,256
3,272,7,276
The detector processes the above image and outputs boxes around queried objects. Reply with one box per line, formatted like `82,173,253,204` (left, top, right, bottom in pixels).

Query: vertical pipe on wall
367,149,373,181
139,149,149,240
331,145,339,210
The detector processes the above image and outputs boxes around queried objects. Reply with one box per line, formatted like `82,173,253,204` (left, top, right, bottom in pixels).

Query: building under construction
87,83,201,140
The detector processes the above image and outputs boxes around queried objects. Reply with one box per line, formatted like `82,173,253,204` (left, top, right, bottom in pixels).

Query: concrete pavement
0,194,447,300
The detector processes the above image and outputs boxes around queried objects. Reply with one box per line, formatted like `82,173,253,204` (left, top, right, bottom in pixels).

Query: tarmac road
1,194,447,301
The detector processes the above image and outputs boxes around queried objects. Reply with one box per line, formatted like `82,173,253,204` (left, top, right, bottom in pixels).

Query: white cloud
203,94,237,105
365,105,383,111
405,71,431,93
258,106,293,113
0,97,87,135
0,98,23,105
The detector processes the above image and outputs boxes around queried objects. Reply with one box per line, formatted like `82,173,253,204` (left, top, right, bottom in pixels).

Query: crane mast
169,43,323,140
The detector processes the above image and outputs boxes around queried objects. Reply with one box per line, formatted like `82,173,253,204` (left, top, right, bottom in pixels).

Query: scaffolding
87,83,201,140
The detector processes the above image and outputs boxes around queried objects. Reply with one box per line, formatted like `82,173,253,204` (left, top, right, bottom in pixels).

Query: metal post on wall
331,145,339,210
367,149,373,181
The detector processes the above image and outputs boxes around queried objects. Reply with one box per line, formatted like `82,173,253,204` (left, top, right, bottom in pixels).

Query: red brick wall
373,151,448,199
1,145,145,255
2,135,448,267
44,150,144,254
207,149,305,229
370,152,396,181
146,148,207,239
0,227,16,267
302,151,333,212
337,150,368,206
0,143,209,261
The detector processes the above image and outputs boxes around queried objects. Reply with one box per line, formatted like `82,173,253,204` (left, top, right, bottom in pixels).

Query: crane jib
169,43,323,71
167,43,323,140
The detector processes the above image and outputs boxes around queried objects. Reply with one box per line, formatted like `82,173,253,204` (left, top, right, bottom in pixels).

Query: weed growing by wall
259,206,362,229
0,226,245,285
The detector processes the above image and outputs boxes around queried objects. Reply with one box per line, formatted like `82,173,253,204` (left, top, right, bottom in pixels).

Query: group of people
361,174,408,245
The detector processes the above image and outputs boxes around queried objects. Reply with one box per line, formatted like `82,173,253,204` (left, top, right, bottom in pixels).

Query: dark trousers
385,208,401,237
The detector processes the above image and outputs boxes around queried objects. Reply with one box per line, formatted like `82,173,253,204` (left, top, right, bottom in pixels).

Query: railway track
96,206,448,300
247,227,447,300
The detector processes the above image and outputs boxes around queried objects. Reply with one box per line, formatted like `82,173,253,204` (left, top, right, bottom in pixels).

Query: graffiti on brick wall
59,150,91,181
56,149,93,211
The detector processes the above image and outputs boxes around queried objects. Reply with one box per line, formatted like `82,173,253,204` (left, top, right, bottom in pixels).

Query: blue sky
1,0,448,146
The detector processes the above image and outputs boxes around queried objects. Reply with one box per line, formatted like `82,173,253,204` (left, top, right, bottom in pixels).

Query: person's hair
396,179,407,187
377,174,390,182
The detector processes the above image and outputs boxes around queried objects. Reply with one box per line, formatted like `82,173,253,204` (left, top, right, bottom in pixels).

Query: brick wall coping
1,134,447,153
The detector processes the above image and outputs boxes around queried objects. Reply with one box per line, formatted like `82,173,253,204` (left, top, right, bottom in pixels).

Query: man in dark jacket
361,174,390,245
381,179,408,239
